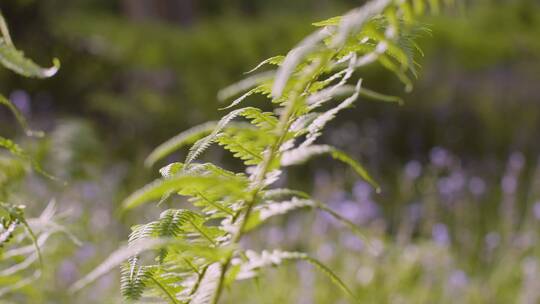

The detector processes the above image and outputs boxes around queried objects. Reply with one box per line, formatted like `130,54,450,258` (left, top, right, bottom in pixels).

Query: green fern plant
0,8,64,298
0,9,60,169
73,0,452,302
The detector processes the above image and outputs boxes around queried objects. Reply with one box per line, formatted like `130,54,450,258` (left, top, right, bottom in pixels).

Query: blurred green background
1,0,540,303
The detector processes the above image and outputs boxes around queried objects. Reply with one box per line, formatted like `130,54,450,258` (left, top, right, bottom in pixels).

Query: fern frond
217,71,274,106
121,173,248,210
301,79,362,147
190,262,222,304
159,209,221,246
301,255,356,299
230,249,355,299
159,162,184,178
120,262,154,301
261,188,310,200
245,56,284,74
146,121,218,167
70,238,168,293
359,87,403,104
0,12,59,78
185,107,254,165
0,270,41,298
282,144,380,191
240,108,279,132
109,1,452,303
216,132,264,166
272,29,330,98
216,127,275,166
0,136,57,181
0,203,43,268
0,38,59,78
0,220,18,246
244,198,316,231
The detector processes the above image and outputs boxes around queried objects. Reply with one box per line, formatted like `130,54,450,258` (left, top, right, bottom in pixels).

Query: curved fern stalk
282,144,380,191
241,195,373,249
0,95,44,138
229,250,355,299
74,1,451,303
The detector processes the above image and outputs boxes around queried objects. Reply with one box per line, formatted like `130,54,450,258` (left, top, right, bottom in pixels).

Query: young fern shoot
74,0,450,302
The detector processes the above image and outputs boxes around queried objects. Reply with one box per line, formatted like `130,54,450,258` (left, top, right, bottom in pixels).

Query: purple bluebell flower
9,90,31,116
404,160,422,180
448,269,468,289
432,223,450,246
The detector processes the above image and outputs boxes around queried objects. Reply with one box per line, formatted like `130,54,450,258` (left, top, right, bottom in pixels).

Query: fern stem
21,219,43,270
211,57,330,304
197,191,235,216
187,219,217,246
188,264,208,298
150,276,180,304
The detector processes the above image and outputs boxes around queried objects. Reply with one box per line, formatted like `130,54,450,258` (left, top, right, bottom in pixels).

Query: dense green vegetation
1,0,539,303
